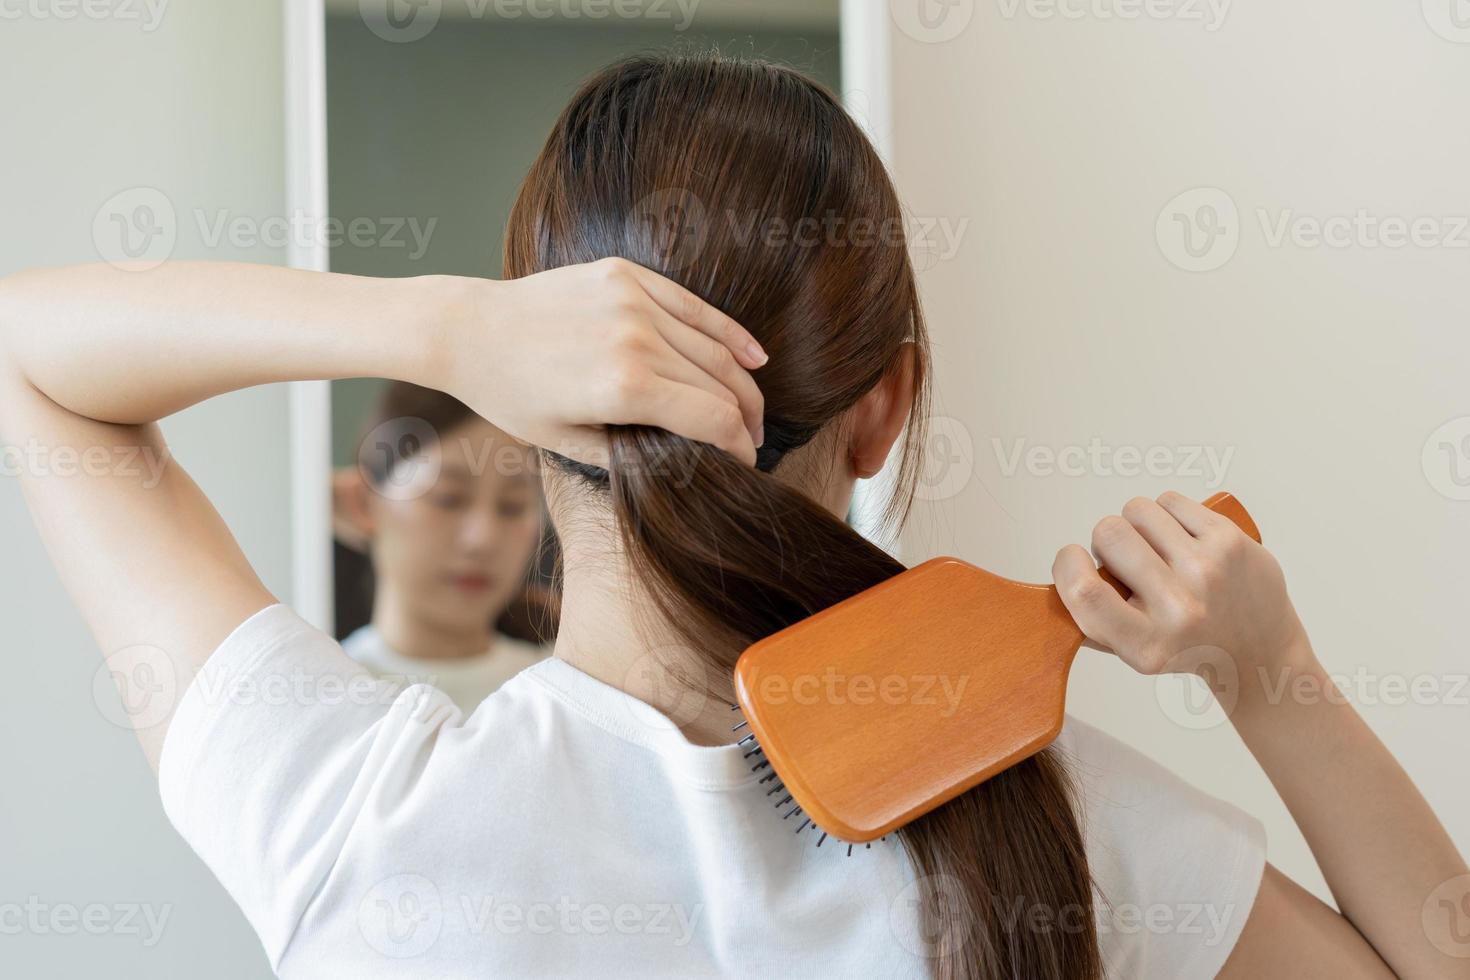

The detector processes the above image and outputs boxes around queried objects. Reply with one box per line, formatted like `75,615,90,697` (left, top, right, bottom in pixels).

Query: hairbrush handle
1095,492,1261,602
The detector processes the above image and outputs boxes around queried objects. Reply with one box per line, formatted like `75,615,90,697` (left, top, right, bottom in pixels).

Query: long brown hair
504,53,1100,980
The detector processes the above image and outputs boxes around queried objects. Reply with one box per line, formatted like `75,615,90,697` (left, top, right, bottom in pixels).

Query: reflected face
365,418,543,635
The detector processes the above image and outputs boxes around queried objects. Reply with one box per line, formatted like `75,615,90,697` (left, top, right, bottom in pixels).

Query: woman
333,381,551,712
1,55,1463,979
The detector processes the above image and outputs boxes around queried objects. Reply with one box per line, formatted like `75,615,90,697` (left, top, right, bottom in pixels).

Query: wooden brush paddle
732,491,1261,845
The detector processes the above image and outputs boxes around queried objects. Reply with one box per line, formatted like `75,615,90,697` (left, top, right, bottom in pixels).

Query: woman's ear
847,341,917,479
332,466,376,552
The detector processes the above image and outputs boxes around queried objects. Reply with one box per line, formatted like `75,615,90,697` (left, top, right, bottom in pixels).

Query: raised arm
0,258,765,766
1054,493,1470,979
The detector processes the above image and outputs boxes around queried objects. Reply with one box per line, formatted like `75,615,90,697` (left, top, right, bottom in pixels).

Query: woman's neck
552,536,740,748
373,587,495,661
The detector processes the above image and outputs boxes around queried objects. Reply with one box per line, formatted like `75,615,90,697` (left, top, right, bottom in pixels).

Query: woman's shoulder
1051,714,1267,979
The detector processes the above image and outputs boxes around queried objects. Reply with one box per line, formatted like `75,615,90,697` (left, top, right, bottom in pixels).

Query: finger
1121,495,1196,565
627,264,769,370
1155,490,1224,538
643,379,757,467
645,306,764,446
1091,514,1174,601
1052,544,1149,652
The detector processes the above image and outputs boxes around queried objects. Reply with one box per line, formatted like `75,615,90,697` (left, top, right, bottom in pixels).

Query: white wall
0,2,287,976
878,0,1470,901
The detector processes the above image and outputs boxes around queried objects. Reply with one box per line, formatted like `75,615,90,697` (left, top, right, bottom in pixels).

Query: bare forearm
1230,639,1470,978
0,261,460,422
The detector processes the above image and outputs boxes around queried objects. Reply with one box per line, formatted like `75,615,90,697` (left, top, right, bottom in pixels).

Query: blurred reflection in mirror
333,380,558,711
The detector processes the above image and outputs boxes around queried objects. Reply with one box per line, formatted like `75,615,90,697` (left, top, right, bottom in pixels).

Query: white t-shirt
158,604,1266,980
340,623,546,713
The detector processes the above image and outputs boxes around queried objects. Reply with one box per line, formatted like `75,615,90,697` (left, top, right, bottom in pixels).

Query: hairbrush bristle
730,703,891,855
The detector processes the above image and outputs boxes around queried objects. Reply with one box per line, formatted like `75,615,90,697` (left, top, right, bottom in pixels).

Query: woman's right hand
442,257,768,467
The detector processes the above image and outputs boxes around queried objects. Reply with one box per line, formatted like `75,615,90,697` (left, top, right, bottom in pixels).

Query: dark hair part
504,53,1099,980
355,381,559,644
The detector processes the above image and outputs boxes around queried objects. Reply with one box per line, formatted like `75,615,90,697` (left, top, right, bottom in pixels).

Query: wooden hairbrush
731,491,1261,847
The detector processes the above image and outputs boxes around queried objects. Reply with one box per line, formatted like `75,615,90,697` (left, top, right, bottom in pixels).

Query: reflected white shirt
341,622,545,713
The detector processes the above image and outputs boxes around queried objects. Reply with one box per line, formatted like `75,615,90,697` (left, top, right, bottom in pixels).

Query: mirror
322,0,842,708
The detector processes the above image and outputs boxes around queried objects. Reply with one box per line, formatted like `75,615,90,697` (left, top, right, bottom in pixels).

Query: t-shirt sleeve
1053,715,1267,980
156,603,462,970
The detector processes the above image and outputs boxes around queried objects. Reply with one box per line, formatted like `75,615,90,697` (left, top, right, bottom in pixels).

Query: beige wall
883,0,1470,900
0,2,288,976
